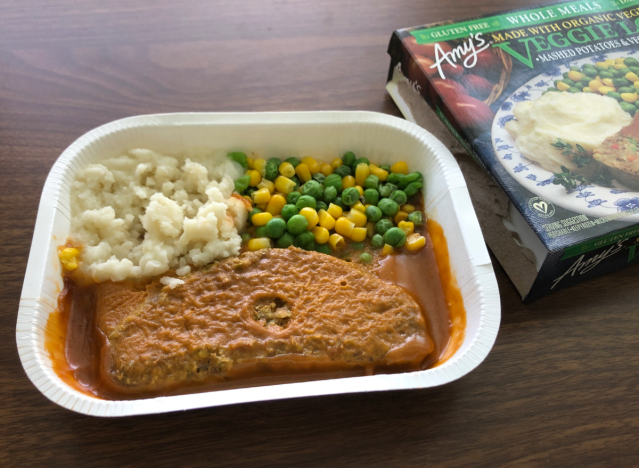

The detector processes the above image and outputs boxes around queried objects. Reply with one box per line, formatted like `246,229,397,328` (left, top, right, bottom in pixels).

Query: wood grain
1,0,638,466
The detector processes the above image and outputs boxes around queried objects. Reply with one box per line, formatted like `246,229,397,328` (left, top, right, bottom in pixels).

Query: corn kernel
583,87,593,93
605,59,615,66
327,203,343,219
627,72,639,83
320,163,333,176
301,156,320,174
246,157,255,169
58,247,79,271
398,220,414,235
350,227,367,242
382,244,394,255
354,185,364,197
257,203,267,211
602,78,614,87
366,222,375,238
245,169,262,187
254,158,267,175
331,158,343,169
274,175,296,194
296,163,312,183
312,226,330,244
635,81,639,90
278,162,296,178
248,238,271,251
614,63,626,70
597,86,615,95
406,233,426,252
622,93,639,103
567,70,584,81
394,211,409,224
369,164,388,181
335,217,355,237
252,187,272,204
589,80,603,91
352,201,366,213
596,61,607,67
616,57,625,63
401,204,416,213
266,194,286,215
251,212,273,226
299,207,319,230
556,82,571,91
329,233,346,250
342,175,355,189
355,163,369,186
257,179,275,194
390,161,409,174
318,209,336,230
345,209,367,227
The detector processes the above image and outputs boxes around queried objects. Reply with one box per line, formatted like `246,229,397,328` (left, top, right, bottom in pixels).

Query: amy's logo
430,32,491,79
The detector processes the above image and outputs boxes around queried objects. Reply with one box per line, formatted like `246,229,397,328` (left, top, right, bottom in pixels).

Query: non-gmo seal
528,197,555,218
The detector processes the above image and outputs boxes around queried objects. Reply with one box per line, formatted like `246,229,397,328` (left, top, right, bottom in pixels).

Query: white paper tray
16,111,500,417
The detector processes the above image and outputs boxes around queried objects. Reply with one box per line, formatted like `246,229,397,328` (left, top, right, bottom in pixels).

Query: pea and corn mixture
545,56,639,116
229,151,426,263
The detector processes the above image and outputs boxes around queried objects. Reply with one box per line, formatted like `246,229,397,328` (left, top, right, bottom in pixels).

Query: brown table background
2,0,638,466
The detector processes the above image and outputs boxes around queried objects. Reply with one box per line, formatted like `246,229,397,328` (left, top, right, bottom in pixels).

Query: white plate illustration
491,50,639,222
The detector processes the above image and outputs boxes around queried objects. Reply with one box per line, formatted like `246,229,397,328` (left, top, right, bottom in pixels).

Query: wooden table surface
2,0,638,466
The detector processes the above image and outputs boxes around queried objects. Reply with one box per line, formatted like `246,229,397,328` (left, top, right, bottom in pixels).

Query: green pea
618,86,635,94
285,157,301,168
375,219,393,235
567,87,581,93
324,185,337,203
380,164,390,172
277,233,295,248
613,78,631,88
364,188,379,205
255,226,268,237
302,180,323,199
342,151,356,167
296,195,317,210
228,151,248,169
384,227,406,248
404,181,423,198
312,173,326,184
264,162,279,181
630,66,639,74
351,242,365,250
335,165,352,178
287,192,301,204
387,173,407,188
294,231,315,250
408,211,423,226
625,57,639,67
316,201,328,211
379,183,397,198
287,215,308,235
364,174,379,189
315,244,331,255
562,78,576,87
620,101,637,115
365,205,382,223
574,82,585,91
267,157,282,166
607,91,622,102
265,218,286,238
359,252,372,263
241,232,252,243
570,66,581,72
249,207,262,224
378,198,399,216
342,187,360,206
610,68,623,78
634,100,639,109
545,87,560,93
562,72,570,80
583,67,598,77
281,204,299,221
324,174,343,193
595,65,608,73
234,174,251,194
246,187,257,197
390,190,407,206
599,71,613,79
333,196,345,209
352,157,370,169
619,67,631,76
290,175,301,189
371,234,384,248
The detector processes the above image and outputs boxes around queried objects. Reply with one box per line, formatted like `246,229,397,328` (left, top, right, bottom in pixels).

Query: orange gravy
45,220,465,399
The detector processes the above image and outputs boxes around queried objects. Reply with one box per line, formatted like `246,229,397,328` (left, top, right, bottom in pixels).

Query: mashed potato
505,92,631,173
70,148,248,283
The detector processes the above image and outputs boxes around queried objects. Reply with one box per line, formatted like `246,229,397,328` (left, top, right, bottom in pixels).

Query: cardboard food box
387,0,639,302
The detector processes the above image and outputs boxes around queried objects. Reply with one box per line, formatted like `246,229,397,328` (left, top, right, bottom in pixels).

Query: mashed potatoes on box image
70,148,248,283
505,92,631,173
